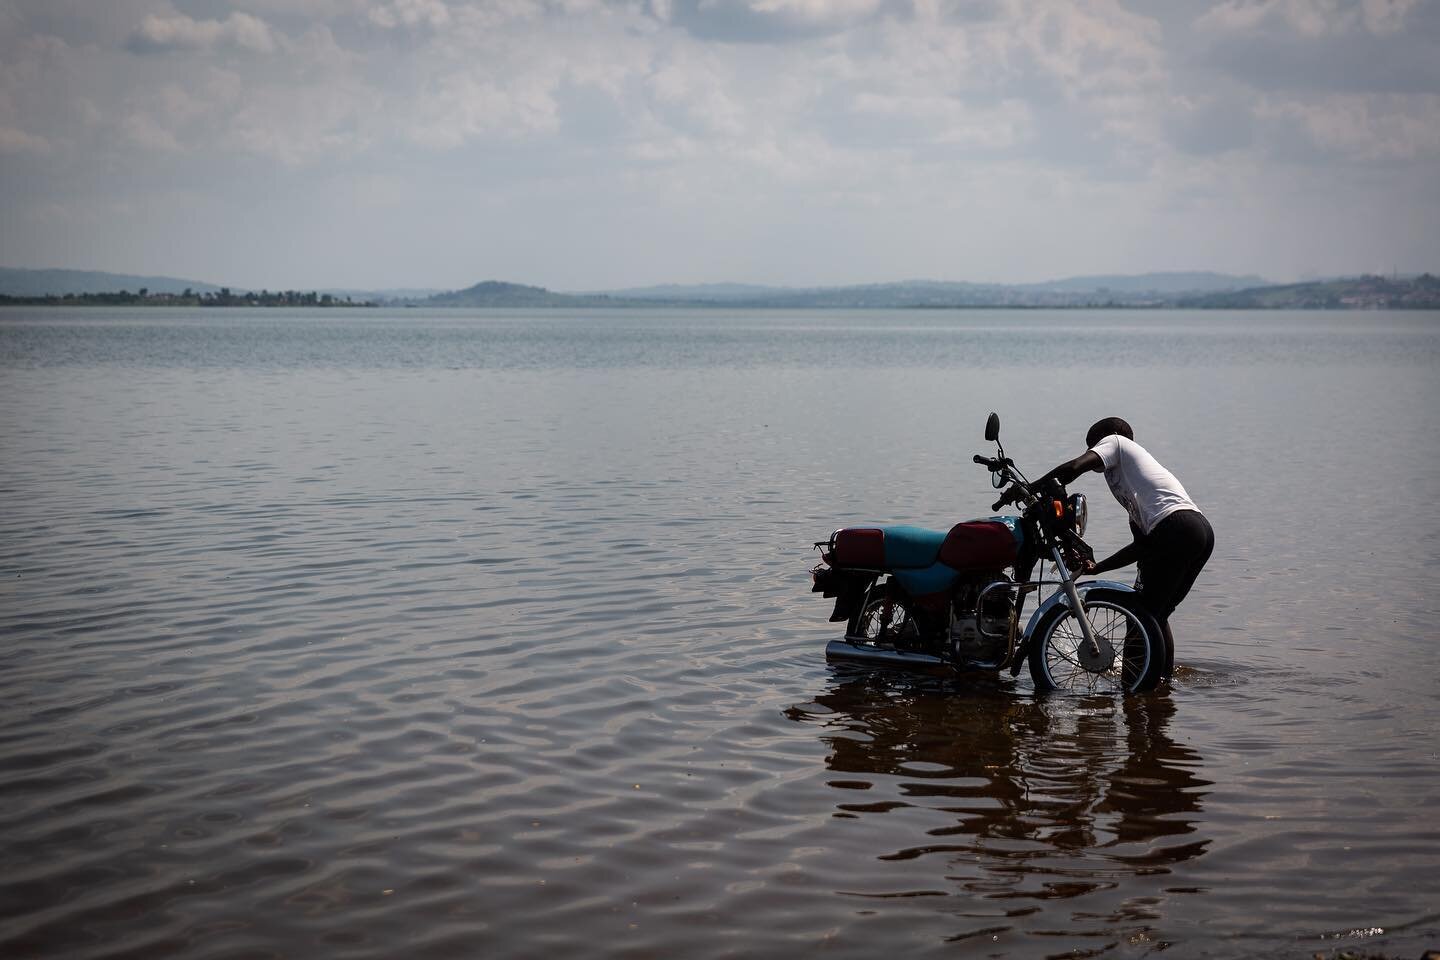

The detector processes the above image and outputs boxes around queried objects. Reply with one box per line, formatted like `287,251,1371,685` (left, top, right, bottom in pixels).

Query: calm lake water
2,307,1438,959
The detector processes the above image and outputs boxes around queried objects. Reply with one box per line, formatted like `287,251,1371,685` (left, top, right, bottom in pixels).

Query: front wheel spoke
1038,600,1154,693
1050,643,1082,669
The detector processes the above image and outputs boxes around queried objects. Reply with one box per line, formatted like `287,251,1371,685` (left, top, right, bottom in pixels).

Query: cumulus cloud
125,11,278,55
120,112,182,152
1256,92,1440,162
1360,0,1422,33
1197,0,1423,37
662,0,887,41
368,0,453,30
1180,0,1439,173
645,51,750,137
748,0,884,22
1164,95,1255,156
408,74,561,147
0,125,52,155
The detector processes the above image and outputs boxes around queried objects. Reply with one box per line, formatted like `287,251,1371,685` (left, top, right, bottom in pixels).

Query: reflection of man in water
787,679,1211,926
1104,696,1211,863
1037,417,1215,680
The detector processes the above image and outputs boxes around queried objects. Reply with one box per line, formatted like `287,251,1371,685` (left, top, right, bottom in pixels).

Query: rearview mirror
984,412,1000,442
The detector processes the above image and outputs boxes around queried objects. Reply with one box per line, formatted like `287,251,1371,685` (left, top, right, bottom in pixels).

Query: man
1037,417,1214,679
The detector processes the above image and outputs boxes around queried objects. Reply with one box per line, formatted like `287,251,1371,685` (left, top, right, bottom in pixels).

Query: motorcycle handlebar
991,479,1035,512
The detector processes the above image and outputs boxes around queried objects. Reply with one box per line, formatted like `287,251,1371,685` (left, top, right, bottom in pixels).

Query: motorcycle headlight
1068,493,1088,537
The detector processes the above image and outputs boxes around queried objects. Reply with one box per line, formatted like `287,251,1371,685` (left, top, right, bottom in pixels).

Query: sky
1,0,1437,291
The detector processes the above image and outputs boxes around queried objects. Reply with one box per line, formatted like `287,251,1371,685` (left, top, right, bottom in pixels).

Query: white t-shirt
1089,435,1200,536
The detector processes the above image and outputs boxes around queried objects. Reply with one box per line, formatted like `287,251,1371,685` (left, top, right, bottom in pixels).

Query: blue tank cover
877,525,949,569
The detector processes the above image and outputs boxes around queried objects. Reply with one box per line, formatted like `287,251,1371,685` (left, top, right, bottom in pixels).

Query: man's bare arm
1035,450,1103,489
1090,540,1140,575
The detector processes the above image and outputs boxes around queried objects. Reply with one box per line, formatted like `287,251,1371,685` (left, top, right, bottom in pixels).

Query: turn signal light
1052,500,1064,518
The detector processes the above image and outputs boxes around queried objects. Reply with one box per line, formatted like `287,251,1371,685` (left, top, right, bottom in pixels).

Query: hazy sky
1,0,1437,290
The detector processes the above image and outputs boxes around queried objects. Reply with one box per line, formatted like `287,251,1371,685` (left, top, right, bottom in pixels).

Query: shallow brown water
1,308,1437,958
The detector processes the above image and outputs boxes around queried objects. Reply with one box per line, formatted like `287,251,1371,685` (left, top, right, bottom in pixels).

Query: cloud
1197,0,1423,37
396,1,654,148
125,11,278,55
645,48,750,137
1190,0,1440,94
1164,95,1255,156
368,0,452,30
1256,92,1440,162
748,0,885,21
1360,0,1423,34
1177,0,1440,168
0,125,52,155
120,112,182,152
662,0,890,42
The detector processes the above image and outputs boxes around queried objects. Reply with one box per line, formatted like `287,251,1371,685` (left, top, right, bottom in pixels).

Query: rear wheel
1028,590,1167,694
848,582,921,650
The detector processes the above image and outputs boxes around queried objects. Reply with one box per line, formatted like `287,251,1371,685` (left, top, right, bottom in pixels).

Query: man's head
1086,417,1134,449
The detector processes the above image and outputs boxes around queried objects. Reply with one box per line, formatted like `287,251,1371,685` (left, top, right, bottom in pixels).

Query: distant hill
1023,272,1270,294
562,278,1241,308
420,279,1037,308
593,273,1269,302
707,281,1011,308
0,267,222,297
422,280,623,308
1178,274,1440,309
417,275,1314,309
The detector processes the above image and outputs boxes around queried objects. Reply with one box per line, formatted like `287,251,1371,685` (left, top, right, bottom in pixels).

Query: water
1,307,1437,959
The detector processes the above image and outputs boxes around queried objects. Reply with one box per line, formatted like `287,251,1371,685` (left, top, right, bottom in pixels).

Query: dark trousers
1133,509,1214,621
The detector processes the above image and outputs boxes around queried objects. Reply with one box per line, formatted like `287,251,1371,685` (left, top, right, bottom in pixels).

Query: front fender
1021,579,1136,640
1009,579,1136,675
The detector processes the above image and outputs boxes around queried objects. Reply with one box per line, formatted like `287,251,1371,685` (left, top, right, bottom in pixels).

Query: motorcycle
810,412,1169,694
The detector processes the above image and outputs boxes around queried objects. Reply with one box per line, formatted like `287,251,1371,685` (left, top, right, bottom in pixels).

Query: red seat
830,528,885,567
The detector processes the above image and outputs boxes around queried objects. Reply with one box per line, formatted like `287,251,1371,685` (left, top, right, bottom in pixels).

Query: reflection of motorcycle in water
785,678,1211,940
810,412,1170,694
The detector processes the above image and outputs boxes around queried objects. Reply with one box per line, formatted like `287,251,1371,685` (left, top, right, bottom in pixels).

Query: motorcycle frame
842,543,1130,646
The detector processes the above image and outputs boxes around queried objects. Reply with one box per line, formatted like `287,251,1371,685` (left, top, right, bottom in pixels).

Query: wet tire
1028,589,1167,695
847,582,920,650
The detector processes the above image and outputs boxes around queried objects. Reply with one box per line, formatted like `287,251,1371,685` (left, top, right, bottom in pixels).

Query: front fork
1051,546,1103,660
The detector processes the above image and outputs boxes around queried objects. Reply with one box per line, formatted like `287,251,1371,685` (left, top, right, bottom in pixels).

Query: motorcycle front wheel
1028,590,1167,695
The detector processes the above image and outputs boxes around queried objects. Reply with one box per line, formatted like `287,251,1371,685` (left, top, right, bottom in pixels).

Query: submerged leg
1159,618,1175,682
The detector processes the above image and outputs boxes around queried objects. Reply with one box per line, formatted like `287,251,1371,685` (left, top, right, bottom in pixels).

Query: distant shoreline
5,298,1439,312
0,290,376,308
2,272,1438,311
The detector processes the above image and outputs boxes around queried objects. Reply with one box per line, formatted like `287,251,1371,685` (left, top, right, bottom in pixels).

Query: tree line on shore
0,287,375,307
